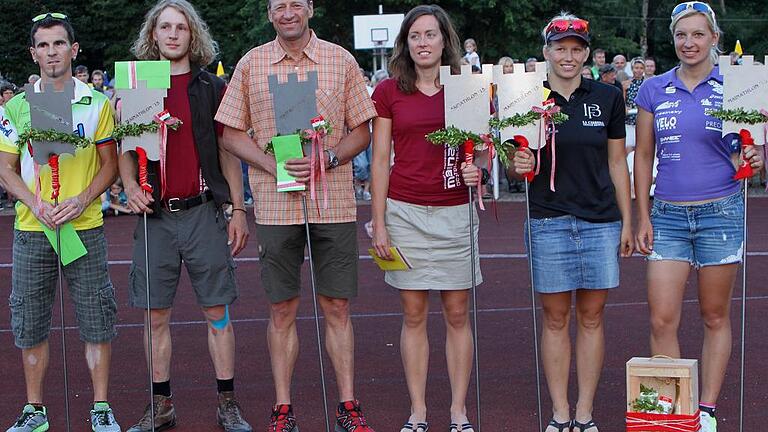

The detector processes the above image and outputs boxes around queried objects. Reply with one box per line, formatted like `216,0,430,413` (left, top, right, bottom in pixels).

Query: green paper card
272,134,306,192
42,222,88,266
114,61,171,89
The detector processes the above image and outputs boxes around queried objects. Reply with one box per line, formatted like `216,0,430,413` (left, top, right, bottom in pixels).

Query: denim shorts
648,192,744,268
524,215,621,293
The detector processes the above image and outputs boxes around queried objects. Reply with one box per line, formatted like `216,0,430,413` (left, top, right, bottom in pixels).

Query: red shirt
372,78,468,206
163,72,201,199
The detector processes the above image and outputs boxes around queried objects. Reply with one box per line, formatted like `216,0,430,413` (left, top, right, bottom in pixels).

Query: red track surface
0,201,766,431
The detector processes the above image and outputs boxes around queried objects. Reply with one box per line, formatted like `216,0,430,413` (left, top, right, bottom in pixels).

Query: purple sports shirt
635,66,739,202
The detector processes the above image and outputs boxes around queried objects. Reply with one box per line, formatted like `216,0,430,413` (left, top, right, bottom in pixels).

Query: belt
164,190,213,212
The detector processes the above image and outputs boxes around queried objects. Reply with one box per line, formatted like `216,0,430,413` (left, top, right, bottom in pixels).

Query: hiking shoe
90,402,121,432
216,392,252,432
126,395,176,432
267,405,298,432
6,405,48,432
335,400,374,432
700,411,717,432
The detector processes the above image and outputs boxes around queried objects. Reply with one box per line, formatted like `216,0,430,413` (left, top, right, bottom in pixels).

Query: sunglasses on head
32,12,68,23
671,2,714,19
546,19,590,35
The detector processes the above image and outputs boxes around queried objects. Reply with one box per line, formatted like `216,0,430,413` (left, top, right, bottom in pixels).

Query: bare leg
202,305,235,380
85,342,112,402
400,290,429,423
440,290,473,424
268,297,300,405
540,292,572,431
144,308,173,382
318,295,355,402
698,264,738,404
22,341,50,404
647,261,690,358
574,289,608,425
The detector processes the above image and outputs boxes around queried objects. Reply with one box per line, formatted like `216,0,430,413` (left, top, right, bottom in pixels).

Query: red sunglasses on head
546,19,590,35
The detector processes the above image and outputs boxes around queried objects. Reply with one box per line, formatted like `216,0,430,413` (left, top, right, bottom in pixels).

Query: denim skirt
524,215,621,293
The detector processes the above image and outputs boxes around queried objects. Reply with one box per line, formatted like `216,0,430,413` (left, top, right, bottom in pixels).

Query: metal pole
301,196,331,432
467,187,482,432
143,210,156,431
739,180,748,432
54,198,72,432
523,181,544,432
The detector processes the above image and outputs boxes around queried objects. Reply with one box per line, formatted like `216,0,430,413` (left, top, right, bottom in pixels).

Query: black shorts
256,222,358,303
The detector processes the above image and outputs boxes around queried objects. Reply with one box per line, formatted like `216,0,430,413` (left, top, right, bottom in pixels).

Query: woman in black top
509,12,633,432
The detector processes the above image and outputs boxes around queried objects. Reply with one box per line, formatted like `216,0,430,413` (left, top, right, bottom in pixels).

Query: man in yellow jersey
0,13,121,432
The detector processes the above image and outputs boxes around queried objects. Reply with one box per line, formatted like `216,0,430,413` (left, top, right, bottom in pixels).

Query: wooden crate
626,357,699,415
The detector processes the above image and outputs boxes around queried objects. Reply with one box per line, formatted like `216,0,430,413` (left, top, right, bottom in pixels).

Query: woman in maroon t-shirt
370,5,481,432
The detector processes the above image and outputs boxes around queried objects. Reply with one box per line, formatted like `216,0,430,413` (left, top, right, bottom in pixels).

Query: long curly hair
388,4,461,94
131,0,219,66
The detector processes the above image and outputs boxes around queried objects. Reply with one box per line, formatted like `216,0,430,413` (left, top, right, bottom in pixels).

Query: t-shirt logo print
582,103,606,127
583,103,602,119
443,145,461,190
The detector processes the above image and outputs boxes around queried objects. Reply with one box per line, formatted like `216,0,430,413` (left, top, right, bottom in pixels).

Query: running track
0,200,766,431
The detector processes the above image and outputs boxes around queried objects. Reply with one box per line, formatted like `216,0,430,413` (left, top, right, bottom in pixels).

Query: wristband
233,208,247,214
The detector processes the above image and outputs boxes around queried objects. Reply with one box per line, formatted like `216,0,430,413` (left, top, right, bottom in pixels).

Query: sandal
449,423,474,432
572,419,598,432
546,418,572,432
401,422,429,432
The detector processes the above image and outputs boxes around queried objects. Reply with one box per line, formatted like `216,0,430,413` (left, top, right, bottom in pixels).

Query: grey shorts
256,222,358,304
129,201,237,309
10,228,117,349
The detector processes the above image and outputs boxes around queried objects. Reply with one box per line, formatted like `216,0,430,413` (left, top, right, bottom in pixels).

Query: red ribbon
135,147,154,194
463,139,485,211
154,112,178,199
733,129,755,180
532,105,562,192
514,135,535,182
305,126,329,213
49,155,60,201
625,410,701,432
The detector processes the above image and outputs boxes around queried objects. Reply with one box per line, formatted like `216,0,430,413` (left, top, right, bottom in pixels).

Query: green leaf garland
16,129,93,150
489,110,569,130
710,108,768,125
16,120,182,151
425,109,569,168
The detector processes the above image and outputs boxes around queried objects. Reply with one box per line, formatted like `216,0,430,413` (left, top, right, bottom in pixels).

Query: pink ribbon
304,127,329,213
532,105,561,192
154,112,178,199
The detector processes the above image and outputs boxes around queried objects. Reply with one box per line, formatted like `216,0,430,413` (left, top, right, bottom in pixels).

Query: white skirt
384,198,482,290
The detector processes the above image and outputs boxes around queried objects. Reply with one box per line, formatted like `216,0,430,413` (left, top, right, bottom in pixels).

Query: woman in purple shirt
633,3,762,431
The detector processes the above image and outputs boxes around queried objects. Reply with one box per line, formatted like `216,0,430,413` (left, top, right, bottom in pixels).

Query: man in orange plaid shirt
215,1,377,431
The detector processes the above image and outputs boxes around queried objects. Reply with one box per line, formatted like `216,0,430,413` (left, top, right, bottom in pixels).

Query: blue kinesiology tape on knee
210,305,230,330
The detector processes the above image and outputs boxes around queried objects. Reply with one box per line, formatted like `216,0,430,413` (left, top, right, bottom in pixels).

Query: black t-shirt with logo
529,78,626,222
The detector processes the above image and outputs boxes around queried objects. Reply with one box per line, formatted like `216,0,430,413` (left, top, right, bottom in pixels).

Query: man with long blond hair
119,1,251,431
215,0,377,431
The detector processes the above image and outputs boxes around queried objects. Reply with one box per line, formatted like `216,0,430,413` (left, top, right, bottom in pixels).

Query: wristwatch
325,149,340,169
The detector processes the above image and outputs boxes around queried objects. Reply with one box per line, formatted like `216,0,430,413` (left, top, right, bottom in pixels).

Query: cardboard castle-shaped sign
268,72,321,192
718,55,768,145
440,64,493,135
113,60,171,160
269,71,319,135
493,62,548,149
24,80,76,165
